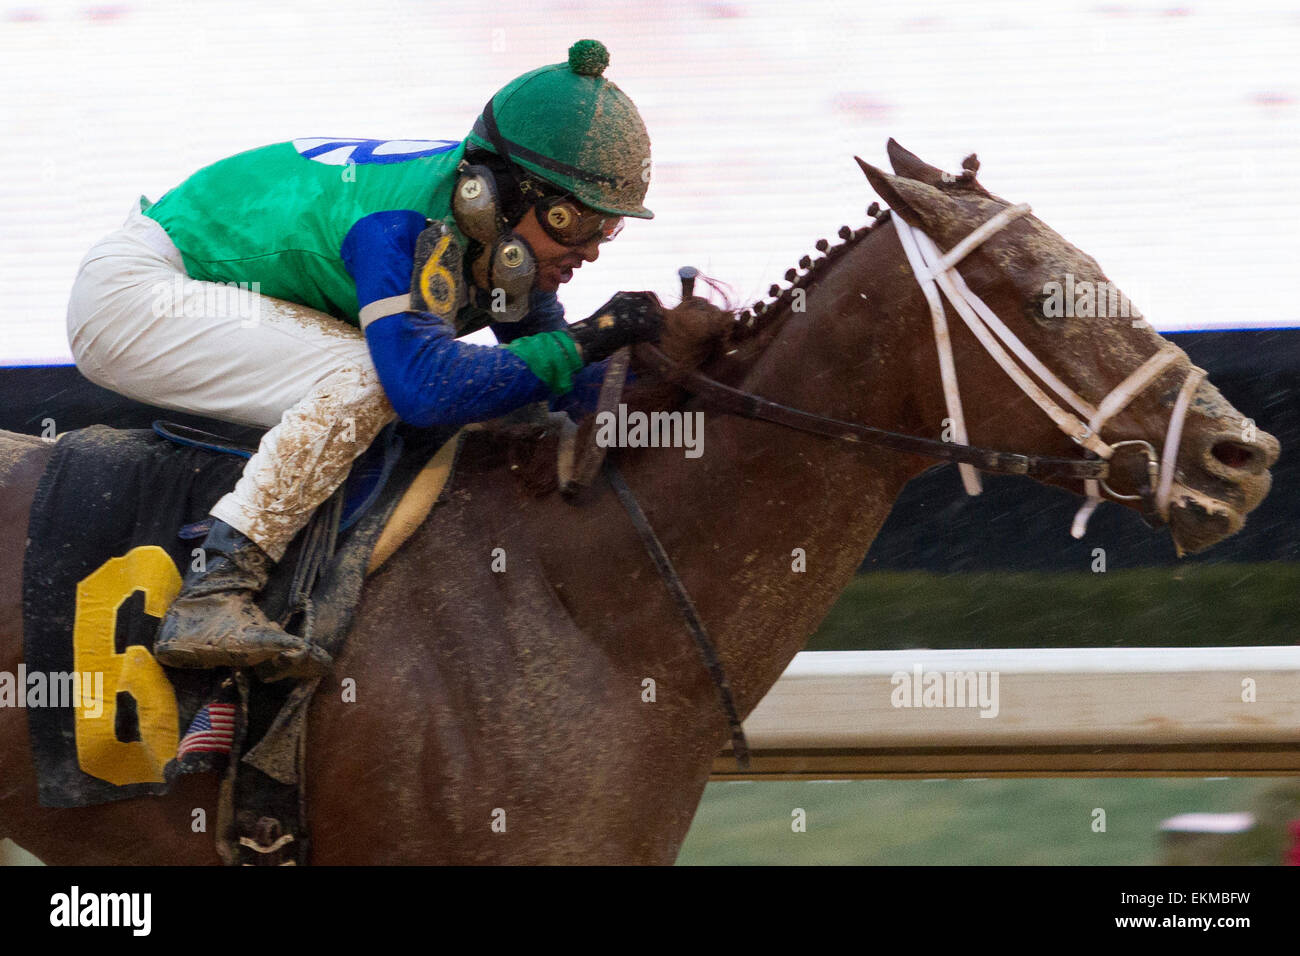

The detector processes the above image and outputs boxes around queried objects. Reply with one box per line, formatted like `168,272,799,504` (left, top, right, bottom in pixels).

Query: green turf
808,564,1300,650
678,778,1300,865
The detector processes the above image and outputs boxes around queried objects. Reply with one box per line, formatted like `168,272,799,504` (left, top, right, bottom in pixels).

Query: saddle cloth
21,421,458,809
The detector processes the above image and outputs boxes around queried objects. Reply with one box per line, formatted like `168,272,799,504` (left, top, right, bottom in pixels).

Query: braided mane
630,148,989,398
627,204,894,409
707,149,986,351
732,203,891,342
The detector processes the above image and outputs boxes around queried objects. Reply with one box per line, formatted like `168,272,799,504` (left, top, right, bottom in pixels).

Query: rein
632,344,1108,482
557,349,751,766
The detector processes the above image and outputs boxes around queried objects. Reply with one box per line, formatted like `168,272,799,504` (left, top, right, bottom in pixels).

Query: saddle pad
21,423,458,808
22,427,246,806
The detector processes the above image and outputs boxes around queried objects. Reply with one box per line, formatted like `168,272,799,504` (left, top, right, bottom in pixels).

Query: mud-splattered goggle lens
537,196,623,246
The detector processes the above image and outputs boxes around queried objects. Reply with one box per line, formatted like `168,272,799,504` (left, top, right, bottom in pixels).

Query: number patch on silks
292,138,459,166
411,220,466,321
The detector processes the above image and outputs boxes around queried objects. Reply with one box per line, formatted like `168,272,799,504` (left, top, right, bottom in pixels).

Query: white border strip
712,648,1300,776
778,646,1300,675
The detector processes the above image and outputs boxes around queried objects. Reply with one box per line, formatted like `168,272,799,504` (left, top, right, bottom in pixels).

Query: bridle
602,199,1208,768
889,202,1205,536
641,202,1207,538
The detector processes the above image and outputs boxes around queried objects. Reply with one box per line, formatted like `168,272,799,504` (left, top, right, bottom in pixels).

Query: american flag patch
177,702,236,759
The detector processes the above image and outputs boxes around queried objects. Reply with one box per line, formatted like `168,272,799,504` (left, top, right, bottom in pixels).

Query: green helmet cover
467,39,653,219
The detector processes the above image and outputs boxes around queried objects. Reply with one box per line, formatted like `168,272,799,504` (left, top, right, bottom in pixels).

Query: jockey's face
512,207,603,293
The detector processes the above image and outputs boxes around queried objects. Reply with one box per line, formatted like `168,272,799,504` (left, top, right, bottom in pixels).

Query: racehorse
0,142,1278,864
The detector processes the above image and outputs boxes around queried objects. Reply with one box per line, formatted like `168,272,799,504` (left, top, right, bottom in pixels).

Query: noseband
890,203,1205,536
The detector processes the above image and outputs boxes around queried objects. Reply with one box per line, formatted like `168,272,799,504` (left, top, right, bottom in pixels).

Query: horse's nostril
1212,441,1254,470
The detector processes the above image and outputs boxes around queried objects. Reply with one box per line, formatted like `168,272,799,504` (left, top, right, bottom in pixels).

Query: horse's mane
659,146,997,385
735,204,889,345
515,148,1015,488
495,212,893,496
621,204,893,410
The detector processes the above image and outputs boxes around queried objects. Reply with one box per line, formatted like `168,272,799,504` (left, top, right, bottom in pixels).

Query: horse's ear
855,157,956,233
886,138,946,186
886,138,996,199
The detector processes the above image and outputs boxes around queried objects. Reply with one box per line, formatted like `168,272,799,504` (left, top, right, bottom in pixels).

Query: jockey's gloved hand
564,291,663,364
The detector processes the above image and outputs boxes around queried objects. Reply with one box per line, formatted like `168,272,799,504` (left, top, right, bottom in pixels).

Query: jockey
65,39,660,678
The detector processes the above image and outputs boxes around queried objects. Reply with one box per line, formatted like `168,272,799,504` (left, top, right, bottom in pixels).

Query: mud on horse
0,140,1278,864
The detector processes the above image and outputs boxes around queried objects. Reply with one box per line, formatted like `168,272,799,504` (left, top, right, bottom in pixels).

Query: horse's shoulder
460,420,565,497
0,429,54,488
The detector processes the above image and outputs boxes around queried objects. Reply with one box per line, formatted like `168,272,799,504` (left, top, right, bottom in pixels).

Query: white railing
711,648,1300,779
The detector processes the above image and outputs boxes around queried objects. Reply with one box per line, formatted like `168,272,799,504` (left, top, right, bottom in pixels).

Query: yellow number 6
73,546,181,785
418,232,457,317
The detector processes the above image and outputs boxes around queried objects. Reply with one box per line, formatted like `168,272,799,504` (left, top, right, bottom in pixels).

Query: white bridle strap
890,201,1204,538
1070,346,1182,538
893,217,982,494
934,252,1097,422
1084,347,1181,438
1076,359,1203,536
1157,365,1207,519
912,229,1113,458
933,203,1034,273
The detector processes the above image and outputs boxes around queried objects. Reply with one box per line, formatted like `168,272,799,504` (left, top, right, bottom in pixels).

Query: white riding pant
66,205,396,561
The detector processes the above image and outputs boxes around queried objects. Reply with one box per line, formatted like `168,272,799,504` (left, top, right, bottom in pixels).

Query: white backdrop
2,0,1298,364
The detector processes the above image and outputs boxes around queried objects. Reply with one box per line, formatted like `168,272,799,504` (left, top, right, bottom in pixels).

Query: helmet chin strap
890,203,1206,539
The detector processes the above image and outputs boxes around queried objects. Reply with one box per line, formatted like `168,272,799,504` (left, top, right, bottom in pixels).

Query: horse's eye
1026,289,1062,327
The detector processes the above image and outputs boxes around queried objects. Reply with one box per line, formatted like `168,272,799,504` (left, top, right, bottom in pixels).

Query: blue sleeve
343,209,545,427
346,211,604,427
340,209,427,311
364,312,555,428
492,290,608,418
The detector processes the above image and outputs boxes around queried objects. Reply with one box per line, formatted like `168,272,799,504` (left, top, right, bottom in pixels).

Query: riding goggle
535,195,624,246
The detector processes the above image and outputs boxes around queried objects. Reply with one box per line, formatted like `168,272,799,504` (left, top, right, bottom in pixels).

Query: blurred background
1,0,1297,865
3,0,1299,363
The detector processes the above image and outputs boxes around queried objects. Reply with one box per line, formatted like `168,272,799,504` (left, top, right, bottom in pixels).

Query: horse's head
847,140,1278,554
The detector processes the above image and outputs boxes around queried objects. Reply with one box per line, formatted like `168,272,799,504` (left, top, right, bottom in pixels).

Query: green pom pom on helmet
566,38,610,77
467,39,653,220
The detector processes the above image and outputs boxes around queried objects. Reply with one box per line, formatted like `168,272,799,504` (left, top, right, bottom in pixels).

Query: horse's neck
623,229,932,714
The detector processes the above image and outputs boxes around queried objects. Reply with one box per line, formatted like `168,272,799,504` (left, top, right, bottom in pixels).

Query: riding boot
153,519,331,678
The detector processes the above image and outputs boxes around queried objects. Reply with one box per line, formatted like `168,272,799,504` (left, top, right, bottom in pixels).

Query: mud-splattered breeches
66,205,395,560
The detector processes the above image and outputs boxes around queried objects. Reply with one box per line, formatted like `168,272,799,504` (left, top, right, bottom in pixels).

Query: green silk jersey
142,138,472,325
